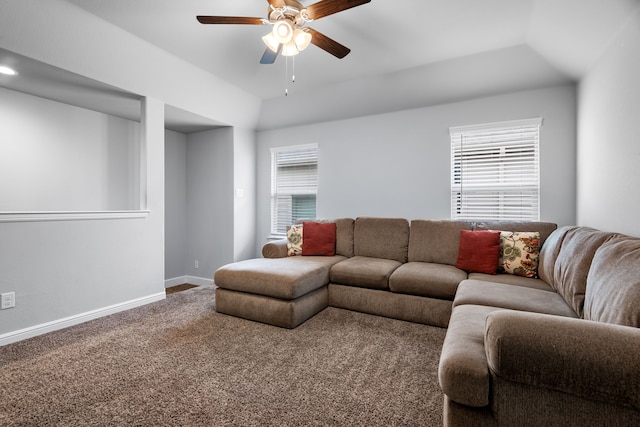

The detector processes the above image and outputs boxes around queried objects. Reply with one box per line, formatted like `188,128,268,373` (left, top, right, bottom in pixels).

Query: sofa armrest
262,239,288,258
485,310,640,410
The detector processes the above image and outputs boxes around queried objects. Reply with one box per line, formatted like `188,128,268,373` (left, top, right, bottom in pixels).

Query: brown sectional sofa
213,217,640,425
440,226,640,426
215,217,557,329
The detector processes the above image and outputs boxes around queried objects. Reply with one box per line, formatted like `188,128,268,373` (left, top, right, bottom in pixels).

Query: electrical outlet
1,292,15,310
194,260,199,269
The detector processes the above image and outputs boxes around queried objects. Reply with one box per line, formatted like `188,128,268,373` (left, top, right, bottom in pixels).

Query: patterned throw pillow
287,224,303,256
499,231,541,278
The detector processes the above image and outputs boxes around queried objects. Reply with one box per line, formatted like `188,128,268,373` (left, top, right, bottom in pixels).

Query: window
450,118,542,221
270,144,318,236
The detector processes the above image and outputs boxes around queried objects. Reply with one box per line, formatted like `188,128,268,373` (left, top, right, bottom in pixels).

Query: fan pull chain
285,54,289,96
283,54,297,96
292,54,296,83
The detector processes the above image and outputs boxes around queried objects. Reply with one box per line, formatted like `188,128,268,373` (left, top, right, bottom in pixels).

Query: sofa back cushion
298,218,355,257
354,217,409,263
408,220,473,265
473,221,558,247
330,218,355,257
584,236,640,327
549,227,616,318
473,221,557,279
537,226,575,286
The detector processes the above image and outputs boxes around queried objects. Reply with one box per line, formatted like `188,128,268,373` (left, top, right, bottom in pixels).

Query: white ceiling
2,0,639,132
0,47,224,134
64,0,639,100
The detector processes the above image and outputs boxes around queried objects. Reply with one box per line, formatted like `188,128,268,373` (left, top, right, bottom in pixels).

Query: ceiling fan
197,0,371,64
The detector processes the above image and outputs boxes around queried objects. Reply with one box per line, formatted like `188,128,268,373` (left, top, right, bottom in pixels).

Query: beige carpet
0,285,446,426
165,283,198,295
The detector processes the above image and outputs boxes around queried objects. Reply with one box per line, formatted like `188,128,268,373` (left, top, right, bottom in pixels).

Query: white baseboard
0,292,166,347
164,276,188,288
165,275,213,288
186,275,214,287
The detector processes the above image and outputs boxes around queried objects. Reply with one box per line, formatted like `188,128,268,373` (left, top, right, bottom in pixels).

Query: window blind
270,144,318,235
450,118,542,221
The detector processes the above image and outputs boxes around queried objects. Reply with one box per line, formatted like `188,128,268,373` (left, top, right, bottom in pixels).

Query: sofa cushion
408,220,473,265
584,236,640,327
334,218,355,257
309,218,355,257
455,230,501,274
498,231,540,278
301,221,336,256
473,220,558,247
353,217,409,263
468,272,554,292
537,226,575,286
550,227,616,318
453,280,578,318
389,262,467,300
439,304,502,407
214,256,345,300
329,256,401,290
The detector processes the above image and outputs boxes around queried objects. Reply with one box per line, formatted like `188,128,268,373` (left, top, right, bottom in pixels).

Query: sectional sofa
214,217,556,329
213,217,640,426
440,225,640,426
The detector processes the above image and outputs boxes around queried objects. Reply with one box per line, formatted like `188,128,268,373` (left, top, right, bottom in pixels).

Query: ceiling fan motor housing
268,0,309,28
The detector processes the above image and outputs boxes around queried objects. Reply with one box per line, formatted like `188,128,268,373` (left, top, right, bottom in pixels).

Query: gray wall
164,129,188,281
164,126,257,285
577,8,640,237
0,87,139,211
0,0,259,342
0,96,165,341
186,128,235,281
233,127,258,262
257,84,577,253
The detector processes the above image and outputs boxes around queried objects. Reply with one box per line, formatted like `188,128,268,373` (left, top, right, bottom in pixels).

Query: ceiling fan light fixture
262,32,280,52
281,41,299,57
272,20,294,44
293,28,312,51
196,0,372,67
0,65,17,76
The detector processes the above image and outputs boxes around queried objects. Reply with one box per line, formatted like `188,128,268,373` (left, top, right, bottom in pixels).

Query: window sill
0,210,150,223
267,235,286,241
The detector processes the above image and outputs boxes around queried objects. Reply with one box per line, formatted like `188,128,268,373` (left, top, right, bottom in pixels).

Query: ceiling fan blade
307,28,350,58
260,45,282,64
267,0,286,8
196,16,265,25
305,0,371,20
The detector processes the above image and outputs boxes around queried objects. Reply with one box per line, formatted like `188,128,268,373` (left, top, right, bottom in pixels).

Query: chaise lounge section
214,217,557,328
214,218,354,328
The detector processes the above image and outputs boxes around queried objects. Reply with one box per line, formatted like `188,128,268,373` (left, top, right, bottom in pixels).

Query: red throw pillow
301,222,336,256
455,230,502,274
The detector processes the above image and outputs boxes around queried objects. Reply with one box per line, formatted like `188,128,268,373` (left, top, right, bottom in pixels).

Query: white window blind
270,144,318,236
450,118,542,221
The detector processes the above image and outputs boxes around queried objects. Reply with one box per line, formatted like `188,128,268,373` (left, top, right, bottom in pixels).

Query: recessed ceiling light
0,66,17,76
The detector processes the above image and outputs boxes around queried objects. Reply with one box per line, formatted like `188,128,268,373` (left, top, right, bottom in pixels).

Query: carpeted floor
0,285,447,426
165,283,198,295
